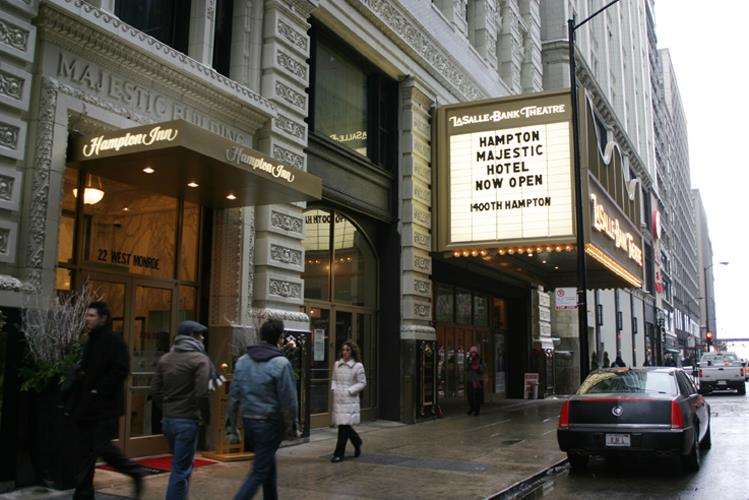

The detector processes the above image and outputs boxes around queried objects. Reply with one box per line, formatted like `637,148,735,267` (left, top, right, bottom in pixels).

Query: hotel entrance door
83,272,190,457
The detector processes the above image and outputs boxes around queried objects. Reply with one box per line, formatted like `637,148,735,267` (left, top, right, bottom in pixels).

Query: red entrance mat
98,455,217,475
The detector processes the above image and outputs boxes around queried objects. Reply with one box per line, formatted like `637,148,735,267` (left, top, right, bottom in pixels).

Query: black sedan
557,367,711,473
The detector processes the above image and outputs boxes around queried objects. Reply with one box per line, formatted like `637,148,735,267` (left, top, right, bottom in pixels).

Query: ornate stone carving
0,274,32,292
271,210,303,234
274,80,306,110
0,228,9,254
412,230,430,249
24,77,58,288
413,301,431,318
0,71,24,101
0,19,29,52
249,306,309,323
349,0,486,101
277,51,307,80
0,124,19,150
277,19,308,52
275,114,305,140
270,244,302,266
0,175,15,201
269,278,302,299
413,279,431,295
414,255,430,272
272,144,304,169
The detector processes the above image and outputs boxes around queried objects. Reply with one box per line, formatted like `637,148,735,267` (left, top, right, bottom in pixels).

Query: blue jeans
163,418,199,500
234,418,282,500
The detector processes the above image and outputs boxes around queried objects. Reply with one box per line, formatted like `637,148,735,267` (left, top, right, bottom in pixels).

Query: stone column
519,0,543,92
497,0,523,93
399,78,436,423
434,0,469,36
467,0,498,70
0,2,37,302
189,0,217,66
251,0,315,332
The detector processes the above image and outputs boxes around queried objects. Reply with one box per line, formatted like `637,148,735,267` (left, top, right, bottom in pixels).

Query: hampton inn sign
434,90,644,290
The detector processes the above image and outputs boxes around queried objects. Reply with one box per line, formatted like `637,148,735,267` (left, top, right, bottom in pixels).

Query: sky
654,1,749,342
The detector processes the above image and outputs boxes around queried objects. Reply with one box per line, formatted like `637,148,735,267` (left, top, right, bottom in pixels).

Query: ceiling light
542,260,547,264
72,174,105,205
554,266,560,270
72,187,104,205
143,167,155,174
187,181,199,188
122,207,129,212
226,193,237,200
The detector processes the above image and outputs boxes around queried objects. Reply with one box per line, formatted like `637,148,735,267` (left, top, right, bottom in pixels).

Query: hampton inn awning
68,119,321,208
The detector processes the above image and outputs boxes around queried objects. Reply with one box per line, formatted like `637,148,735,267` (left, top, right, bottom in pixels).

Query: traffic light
706,331,713,349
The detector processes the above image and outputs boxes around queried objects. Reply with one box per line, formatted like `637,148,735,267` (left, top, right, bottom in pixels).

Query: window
116,0,191,54
302,208,377,308
310,25,398,170
435,284,454,323
212,0,233,77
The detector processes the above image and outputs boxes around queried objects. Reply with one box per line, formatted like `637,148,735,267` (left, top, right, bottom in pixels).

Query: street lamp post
568,0,623,381
703,261,728,350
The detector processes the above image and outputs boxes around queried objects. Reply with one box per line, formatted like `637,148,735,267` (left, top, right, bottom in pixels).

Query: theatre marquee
434,91,575,252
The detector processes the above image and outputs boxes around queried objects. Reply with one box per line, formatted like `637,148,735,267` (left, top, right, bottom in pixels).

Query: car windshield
699,353,739,366
577,370,677,395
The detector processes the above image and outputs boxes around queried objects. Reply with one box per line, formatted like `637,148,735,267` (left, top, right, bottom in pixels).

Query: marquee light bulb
226,193,237,200
187,181,199,188
143,167,155,174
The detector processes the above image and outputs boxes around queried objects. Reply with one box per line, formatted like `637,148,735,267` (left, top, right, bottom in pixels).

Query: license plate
718,380,727,386
605,434,631,447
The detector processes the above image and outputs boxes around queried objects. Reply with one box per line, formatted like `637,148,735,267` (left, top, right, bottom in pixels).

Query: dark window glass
212,0,233,77
455,289,472,325
435,284,454,323
116,0,191,54
303,209,332,301
333,216,377,308
310,25,398,169
314,40,368,156
473,295,488,327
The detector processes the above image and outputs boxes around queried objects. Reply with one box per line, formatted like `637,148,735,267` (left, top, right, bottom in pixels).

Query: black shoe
354,439,363,458
331,455,344,463
132,473,144,499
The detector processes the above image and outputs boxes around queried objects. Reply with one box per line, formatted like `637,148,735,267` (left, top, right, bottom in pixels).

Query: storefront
432,90,645,396
60,121,321,456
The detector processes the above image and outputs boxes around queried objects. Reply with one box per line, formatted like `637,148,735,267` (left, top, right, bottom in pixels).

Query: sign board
435,91,574,251
586,178,643,288
555,287,578,310
523,372,540,399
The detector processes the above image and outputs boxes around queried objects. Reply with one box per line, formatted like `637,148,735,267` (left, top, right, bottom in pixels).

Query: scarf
172,334,226,391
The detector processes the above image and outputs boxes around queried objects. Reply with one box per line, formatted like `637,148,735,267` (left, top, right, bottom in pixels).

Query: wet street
526,383,749,499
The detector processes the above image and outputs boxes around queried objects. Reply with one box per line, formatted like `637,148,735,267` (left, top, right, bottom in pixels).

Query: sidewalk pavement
2,398,567,500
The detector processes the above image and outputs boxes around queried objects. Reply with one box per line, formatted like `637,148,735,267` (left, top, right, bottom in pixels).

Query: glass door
126,283,175,457
308,305,331,428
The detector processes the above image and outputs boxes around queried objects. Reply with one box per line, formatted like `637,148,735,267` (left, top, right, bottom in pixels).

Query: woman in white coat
330,341,367,463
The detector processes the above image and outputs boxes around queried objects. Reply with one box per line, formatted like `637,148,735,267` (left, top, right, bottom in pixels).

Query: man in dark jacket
229,319,298,500
71,302,144,500
151,321,213,500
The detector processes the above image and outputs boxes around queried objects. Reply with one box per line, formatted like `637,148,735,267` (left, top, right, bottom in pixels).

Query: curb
485,457,569,500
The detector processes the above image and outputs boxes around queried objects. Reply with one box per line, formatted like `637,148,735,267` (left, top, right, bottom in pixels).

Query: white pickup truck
698,352,746,395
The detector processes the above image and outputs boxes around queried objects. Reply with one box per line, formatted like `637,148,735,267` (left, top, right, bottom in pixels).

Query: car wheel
738,384,746,396
681,427,701,473
701,421,711,450
567,452,589,473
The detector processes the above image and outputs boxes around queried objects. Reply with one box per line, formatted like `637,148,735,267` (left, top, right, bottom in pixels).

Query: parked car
697,352,745,395
557,367,711,473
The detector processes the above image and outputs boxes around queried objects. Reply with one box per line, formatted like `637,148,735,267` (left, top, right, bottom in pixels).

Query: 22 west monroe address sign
435,91,575,251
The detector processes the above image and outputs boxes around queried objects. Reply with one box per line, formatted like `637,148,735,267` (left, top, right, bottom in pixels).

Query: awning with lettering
67,119,321,208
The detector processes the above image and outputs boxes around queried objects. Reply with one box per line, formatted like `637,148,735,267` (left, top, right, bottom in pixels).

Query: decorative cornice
40,0,276,130
347,0,487,102
0,274,33,292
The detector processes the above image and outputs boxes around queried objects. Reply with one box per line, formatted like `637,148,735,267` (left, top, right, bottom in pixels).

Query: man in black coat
70,302,145,499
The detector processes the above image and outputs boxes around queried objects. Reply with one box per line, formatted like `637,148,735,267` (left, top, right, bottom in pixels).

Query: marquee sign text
591,193,643,266
82,126,179,158
226,147,296,183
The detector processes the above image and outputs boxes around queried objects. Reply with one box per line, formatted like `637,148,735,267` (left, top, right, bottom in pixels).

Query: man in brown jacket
152,320,221,500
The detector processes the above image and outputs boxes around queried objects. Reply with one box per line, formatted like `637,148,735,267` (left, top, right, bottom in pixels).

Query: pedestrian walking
591,351,599,370
330,341,367,463
466,346,485,416
67,302,145,500
229,319,298,500
603,351,611,368
613,354,626,367
151,320,223,500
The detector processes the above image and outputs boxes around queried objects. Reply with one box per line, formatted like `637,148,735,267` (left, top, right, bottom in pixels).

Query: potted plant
19,285,96,489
